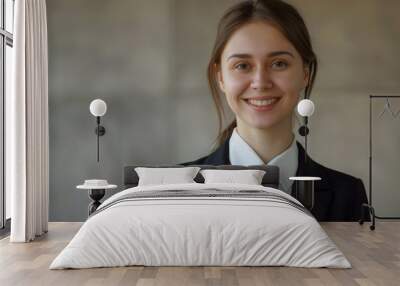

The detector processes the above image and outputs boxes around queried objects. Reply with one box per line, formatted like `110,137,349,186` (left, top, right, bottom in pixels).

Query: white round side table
77,180,117,216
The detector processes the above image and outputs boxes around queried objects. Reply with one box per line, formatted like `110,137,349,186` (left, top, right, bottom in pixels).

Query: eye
271,60,288,70
234,62,251,71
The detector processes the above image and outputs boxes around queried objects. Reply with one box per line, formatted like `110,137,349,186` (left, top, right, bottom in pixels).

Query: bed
50,165,350,269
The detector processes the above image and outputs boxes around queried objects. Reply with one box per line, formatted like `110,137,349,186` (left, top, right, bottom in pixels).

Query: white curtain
7,0,49,242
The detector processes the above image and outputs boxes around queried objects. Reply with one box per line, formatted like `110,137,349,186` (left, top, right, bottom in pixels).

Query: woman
182,0,368,222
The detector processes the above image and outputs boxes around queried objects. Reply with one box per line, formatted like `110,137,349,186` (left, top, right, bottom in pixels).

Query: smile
244,97,281,110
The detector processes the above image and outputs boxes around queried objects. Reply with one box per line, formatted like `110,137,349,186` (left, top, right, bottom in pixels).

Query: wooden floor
0,221,399,286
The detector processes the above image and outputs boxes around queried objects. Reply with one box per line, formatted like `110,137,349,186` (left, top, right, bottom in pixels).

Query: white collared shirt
229,128,298,194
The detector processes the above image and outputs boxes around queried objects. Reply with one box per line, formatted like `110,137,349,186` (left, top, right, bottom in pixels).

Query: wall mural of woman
181,0,369,222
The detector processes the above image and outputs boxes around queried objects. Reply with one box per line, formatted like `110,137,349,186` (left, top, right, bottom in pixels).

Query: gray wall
47,0,400,221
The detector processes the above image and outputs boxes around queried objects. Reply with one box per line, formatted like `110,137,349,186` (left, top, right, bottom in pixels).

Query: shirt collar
229,128,298,194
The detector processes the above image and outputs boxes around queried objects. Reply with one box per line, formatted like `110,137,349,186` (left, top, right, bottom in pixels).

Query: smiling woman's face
218,20,310,130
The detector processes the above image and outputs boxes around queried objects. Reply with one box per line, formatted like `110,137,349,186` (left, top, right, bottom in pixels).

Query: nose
250,66,273,91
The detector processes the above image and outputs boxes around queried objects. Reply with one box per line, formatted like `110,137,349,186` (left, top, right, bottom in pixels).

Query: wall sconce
297,99,315,170
89,99,107,162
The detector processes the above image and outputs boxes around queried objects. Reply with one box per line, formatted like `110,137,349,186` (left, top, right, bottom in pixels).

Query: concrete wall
47,0,400,221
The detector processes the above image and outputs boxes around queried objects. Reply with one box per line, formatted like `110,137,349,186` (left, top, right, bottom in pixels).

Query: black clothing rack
359,95,400,230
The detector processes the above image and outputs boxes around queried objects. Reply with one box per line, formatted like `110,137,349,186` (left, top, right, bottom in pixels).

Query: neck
236,116,294,164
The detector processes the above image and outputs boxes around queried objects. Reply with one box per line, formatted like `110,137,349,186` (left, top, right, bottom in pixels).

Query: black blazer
181,138,369,222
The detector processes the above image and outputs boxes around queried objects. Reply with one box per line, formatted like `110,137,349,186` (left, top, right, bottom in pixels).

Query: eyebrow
227,51,294,61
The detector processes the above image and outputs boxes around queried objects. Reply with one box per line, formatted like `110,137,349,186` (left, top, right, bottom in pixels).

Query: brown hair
207,0,318,147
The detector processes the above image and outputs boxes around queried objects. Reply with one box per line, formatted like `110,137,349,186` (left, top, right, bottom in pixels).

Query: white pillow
200,169,266,185
135,167,201,186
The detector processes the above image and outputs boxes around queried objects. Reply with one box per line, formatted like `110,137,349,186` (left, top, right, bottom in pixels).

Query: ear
215,64,225,93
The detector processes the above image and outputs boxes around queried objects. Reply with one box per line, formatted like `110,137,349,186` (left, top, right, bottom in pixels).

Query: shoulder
308,156,366,201
180,155,210,166
180,139,230,166
296,141,362,186
306,154,368,221
313,159,362,185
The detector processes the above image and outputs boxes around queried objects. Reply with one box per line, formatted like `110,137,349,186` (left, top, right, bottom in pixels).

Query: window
1,0,14,231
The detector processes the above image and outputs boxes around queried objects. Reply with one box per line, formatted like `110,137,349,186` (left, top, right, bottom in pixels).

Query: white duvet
50,183,351,269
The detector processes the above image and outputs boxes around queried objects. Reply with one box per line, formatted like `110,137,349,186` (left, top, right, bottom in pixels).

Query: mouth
243,97,281,111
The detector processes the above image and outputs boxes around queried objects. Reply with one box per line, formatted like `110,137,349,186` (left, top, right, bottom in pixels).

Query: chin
246,120,280,130
244,115,291,130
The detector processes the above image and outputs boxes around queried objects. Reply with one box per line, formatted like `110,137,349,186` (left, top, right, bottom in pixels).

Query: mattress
50,183,351,269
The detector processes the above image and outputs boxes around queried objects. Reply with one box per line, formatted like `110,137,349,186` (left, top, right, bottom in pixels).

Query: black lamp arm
297,116,310,175
304,116,308,174
94,116,106,162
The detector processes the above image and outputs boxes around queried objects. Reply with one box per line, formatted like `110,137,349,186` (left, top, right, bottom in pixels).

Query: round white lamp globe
90,99,107,117
297,99,315,117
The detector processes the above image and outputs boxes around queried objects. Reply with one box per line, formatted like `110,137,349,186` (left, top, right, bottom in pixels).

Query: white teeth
248,98,278,106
